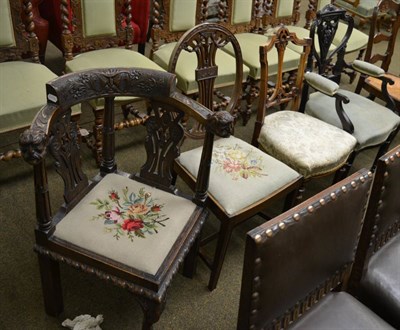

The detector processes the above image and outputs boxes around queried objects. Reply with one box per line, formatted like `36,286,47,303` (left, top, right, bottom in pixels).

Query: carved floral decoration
90,187,169,241
212,143,267,180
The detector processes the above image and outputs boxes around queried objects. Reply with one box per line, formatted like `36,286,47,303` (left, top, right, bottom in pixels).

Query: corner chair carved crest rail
19,67,234,329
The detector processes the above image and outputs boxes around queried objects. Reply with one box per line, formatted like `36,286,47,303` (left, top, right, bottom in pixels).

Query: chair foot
137,296,165,330
37,254,64,316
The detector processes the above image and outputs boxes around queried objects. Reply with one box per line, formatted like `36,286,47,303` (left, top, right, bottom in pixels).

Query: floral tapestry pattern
212,143,267,180
90,187,168,241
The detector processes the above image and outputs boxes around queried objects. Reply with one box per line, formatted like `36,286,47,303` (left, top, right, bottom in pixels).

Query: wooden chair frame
19,67,234,329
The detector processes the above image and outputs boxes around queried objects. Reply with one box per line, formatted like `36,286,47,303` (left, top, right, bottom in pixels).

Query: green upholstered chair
19,67,234,329
217,0,303,125
0,0,70,161
61,0,164,164
173,23,304,291
349,145,400,328
252,27,357,189
355,0,400,112
237,169,393,330
150,0,250,121
301,5,400,172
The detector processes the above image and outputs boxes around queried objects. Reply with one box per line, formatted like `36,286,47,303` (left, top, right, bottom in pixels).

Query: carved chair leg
283,185,303,211
37,254,64,316
137,296,166,330
242,77,257,126
182,236,200,278
208,221,234,291
371,130,399,171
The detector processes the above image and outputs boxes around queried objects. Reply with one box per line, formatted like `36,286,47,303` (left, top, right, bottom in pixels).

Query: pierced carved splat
140,103,185,187
48,112,88,204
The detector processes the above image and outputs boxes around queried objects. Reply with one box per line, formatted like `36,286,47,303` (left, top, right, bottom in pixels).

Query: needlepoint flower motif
212,143,267,180
90,187,168,242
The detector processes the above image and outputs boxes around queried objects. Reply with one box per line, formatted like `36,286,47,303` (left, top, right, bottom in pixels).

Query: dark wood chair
252,26,357,188
173,23,304,291
0,0,66,162
349,145,400,328
237,169,394,330
19,67,234,329
37,0,151,60
60,0,164,164
354,0,400,112
301,4,400,172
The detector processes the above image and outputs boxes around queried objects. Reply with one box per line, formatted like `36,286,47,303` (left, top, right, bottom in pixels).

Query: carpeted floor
1,4,399,330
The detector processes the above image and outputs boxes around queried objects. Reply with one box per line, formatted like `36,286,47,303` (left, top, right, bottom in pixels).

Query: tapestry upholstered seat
19,67,234,329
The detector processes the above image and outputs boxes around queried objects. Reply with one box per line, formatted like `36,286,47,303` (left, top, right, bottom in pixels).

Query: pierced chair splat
19,67,234,329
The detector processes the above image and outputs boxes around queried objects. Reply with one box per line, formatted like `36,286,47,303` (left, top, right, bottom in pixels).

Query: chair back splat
237,169,395,330
19,68,234,329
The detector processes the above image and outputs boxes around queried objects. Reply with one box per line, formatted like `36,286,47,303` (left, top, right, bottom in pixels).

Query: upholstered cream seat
258,111,357,179
55,173,197,276
176,136,300,217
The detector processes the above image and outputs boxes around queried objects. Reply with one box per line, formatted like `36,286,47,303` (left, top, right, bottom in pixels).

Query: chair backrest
19,68,234,229
237,168,373,329
168,22,243,125
351,145,400,286
252,26,311,146
304,0,333,29
307,4,353,83
150,0,206,56
363,0,400,72
0,0,40,63
61,0,134,60
218,0,261,33
262,0,302,28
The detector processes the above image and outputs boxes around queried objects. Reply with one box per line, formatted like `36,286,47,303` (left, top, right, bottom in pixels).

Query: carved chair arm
352,60,397,113
304,72,354,133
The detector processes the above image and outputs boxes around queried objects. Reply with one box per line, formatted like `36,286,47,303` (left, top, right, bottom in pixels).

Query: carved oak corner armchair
252,27,357,195
355,0,400,112
301,5,400,172
237,169,394,330
60,0,164,164
173,24,304,291
349,145,400,328
19,68,234,329
0,0,67,162
150,0,249,119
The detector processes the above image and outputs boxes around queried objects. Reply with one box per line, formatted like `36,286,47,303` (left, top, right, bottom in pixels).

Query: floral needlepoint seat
55,174,197,276
19,68,234,329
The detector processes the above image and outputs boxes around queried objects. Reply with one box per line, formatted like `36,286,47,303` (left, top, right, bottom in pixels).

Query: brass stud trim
341,185,347,193
266,229,273,237
307,205,314,213
330,192,337,200
319,198,325,205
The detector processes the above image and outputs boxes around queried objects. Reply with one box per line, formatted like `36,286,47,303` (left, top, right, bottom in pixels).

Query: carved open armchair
19,67,234,329
301,4,400,171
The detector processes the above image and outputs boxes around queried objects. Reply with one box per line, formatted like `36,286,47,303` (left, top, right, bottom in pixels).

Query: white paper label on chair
47,93,58,103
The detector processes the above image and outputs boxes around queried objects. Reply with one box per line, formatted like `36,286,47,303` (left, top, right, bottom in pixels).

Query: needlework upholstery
176,136,300,216
54,173,197,276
